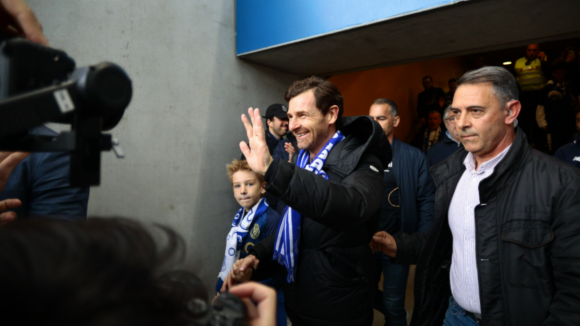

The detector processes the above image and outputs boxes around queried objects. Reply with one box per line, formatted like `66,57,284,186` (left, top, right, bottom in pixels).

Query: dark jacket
427,132,463,167
250,116,391,326
554,134,580,168
390,137,435,234
0,126,89,220
272,133,299,162
394,129,580,326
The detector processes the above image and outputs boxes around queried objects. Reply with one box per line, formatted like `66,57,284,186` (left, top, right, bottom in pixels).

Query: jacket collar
430,127,530,198
325,116,391,177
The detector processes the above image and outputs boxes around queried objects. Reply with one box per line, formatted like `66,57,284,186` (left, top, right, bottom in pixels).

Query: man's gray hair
457,66,519,107
372,98,399,117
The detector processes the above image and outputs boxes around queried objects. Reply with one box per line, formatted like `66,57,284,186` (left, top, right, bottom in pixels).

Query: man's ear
393,116,401,128
505,100,521,125
326,105,339,125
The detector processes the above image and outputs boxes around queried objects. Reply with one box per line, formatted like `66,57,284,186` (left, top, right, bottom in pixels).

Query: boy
216,159,285,325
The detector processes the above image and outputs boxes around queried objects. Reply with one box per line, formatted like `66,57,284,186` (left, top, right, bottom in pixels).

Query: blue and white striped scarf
273,130,344,282
218,197,269,284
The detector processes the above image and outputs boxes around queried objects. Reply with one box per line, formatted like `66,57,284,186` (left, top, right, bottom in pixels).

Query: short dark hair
448,78,458,84
371,98,399,117
284,76,343,126
457,66,519,107
422,76,433,82
0,218,186,326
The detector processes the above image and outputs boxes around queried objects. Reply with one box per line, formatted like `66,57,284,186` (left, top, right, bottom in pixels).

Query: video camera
0,36,132,187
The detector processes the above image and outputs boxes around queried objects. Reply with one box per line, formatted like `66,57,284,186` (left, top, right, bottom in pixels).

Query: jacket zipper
474,203,486,326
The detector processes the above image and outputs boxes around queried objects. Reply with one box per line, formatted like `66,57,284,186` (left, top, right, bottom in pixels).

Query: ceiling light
503,61,512,65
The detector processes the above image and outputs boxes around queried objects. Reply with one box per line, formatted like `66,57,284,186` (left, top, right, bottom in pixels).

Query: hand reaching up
240,108,273,175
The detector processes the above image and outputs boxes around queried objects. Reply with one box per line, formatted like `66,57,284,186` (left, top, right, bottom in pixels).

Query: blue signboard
236,0,464,55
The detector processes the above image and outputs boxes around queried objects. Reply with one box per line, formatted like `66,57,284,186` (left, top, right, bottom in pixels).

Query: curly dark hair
0,217,187,326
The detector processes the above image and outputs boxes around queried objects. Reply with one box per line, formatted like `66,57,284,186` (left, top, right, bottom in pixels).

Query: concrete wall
329,56,469,142
28,0,298,291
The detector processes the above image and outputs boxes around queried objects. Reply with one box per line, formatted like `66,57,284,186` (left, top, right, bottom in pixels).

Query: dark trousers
373,252,410,326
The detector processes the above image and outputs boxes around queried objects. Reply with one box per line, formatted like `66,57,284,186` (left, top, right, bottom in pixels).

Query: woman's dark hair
0,217,186,326
284,76,344,126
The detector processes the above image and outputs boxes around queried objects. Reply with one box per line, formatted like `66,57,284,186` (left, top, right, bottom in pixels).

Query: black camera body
0,36,132,187
156,271,248,326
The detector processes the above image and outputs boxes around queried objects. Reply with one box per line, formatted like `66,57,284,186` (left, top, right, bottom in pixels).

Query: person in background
416,76,445,127
427,105,463,167
560,46,580,85
536,59,579,153
514,43,548,144
444,78,458,108
420,110,445,154
215,159,285,325
554,107,580,168
369,98,435,326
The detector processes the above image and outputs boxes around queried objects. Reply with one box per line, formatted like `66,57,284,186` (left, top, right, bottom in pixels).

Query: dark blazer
391,137,435,234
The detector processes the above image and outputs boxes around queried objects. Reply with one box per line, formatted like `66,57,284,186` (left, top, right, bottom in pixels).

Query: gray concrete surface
28,0,298,293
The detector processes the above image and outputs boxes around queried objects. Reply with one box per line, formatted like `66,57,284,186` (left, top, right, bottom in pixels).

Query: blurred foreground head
0,218,187,326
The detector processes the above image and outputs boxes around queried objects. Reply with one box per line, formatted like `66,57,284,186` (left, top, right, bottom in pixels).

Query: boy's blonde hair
226,159,265,184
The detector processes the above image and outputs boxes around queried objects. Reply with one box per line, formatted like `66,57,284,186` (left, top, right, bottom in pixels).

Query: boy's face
232,170,265,211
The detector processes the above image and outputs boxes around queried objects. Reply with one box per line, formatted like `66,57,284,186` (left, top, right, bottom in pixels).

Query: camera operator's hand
240,108,274,175
370,231,397,258
0,0,48,45
229,282,276,326
221,255,259,293
0,151,29,224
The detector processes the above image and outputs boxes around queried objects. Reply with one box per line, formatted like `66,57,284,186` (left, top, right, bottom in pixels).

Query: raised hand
370,231,397,258
240,108,273,175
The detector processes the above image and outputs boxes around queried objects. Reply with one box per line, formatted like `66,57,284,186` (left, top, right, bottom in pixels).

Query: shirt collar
463,144,512,174
446,130,460,145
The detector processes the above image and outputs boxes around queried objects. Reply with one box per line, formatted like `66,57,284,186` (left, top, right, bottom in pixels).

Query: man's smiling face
287,90,334,155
